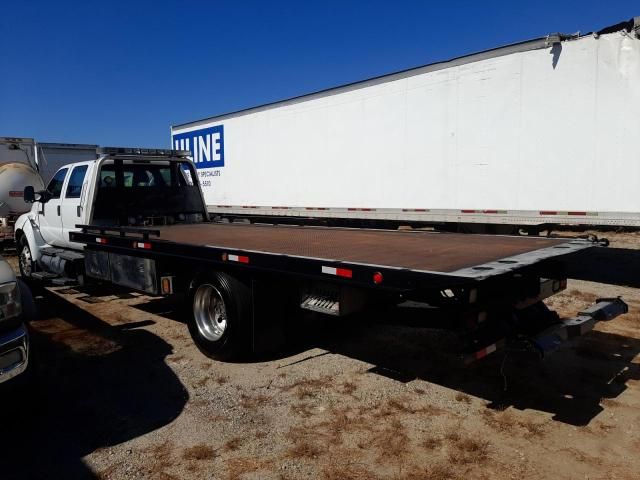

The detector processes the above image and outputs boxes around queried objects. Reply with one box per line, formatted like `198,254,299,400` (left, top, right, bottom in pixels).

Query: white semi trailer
0,138,96,248
171,17,640,233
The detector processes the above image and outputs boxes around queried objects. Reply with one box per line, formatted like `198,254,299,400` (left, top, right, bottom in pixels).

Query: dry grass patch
481,408,517,433
454,392,471,404
422,436,444,450
566,289,598,304
141,441,175,478
193,376,209,388
286,439,324,459
291,402,315,418
372,418,410,464
225,457,271,480
279,375,333,400
214,373,229,385
482,409,546,439
182,444,217,461
287,406,372,447
447,436,490,465
402,463,456,480
321,462,380,480
239,392,269,410
517,417,547,438
224,437,243,452
339,380,358,396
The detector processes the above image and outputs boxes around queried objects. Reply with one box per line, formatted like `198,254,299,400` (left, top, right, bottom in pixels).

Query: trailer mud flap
85,250,158,294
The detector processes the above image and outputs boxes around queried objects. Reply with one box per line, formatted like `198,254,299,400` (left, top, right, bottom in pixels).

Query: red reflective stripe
475,349,488,360
568,211,587,216
483,210,498,214
228,254,250,264
336,268,352,278
95,237,108,244
322,266,352,278
461,210,476,213
474,343,497,360
540,211,558,215
133,242,152,249
9,191,23,197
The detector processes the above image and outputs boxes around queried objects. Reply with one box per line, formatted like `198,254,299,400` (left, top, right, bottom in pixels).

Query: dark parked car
0,255,30,386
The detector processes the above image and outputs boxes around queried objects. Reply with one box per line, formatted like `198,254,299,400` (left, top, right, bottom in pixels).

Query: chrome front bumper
0,323,29,384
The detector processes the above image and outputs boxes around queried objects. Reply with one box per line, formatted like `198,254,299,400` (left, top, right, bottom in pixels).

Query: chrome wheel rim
20,245,32,277
193,284,228,341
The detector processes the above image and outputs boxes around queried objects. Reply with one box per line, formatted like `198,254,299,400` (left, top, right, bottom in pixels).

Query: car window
98,165,172,188
65,165,88,198
47,168,69,199
99,168,116,188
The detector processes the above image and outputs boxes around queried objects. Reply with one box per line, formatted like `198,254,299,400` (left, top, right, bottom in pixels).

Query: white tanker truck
0,138,97,250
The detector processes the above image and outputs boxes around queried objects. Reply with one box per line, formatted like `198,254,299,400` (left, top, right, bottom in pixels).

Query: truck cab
14,147,205,282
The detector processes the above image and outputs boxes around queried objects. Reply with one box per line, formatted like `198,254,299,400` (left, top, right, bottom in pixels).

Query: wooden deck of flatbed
154,223,575,274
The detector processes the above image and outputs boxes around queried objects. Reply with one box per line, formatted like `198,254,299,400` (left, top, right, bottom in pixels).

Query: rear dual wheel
187,272,252,360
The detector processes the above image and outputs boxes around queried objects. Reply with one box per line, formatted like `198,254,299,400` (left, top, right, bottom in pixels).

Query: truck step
30,271,76,286
50,277,77,286
300,293,340,316
31,271,58,281
40,247,84,261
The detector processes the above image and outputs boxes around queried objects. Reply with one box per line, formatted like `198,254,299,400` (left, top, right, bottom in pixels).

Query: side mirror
23,186,35,203
38,190,52,204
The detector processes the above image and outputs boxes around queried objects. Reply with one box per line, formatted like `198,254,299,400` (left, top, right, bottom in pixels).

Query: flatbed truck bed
153,223,579,276
72,222,591,293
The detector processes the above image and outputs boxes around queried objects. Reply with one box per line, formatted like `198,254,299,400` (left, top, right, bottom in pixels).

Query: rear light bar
133,241,152,249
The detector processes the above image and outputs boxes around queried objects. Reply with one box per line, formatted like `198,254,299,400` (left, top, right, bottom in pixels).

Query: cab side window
65,165,88,198
47,168,69,199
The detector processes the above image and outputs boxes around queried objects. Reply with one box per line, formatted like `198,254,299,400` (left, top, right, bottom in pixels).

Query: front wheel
187,272,252,360
18,236,35,280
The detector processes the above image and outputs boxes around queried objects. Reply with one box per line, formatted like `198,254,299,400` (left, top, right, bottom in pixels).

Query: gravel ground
1,232,639,480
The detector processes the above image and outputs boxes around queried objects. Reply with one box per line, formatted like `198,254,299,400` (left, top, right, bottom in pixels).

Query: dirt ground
2,231,640,480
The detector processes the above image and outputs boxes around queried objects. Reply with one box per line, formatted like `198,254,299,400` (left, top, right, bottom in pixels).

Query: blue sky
1,1,636,147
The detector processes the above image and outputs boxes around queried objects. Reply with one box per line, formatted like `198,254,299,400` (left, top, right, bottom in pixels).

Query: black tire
18,236,35,280
187,272,252,360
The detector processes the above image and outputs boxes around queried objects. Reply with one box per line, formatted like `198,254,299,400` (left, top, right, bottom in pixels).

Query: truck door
60,162,91,249
37,167,68,246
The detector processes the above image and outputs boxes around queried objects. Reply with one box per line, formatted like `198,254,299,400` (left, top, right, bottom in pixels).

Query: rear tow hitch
528,298,628,358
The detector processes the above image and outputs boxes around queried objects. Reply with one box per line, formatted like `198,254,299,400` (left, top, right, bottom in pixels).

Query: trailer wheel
188,272,252,360
18,236,35,280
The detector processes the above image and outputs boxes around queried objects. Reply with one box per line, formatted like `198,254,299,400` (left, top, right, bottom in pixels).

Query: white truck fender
14,211,44,263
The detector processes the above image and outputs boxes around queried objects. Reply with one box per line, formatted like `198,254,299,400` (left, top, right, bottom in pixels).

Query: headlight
0,281,22,321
